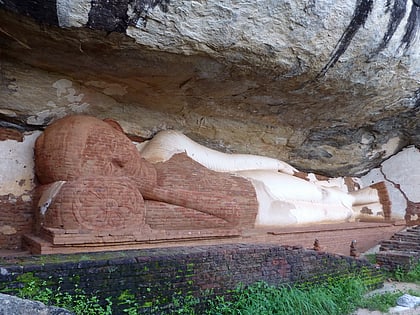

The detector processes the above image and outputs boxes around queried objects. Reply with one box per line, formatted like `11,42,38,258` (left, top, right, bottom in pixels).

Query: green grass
2,273,369,315
203,277,367,315
359,288,420,313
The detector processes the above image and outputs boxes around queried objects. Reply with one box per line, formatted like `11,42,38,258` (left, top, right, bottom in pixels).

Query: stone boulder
397,293,420,308
0,293,73,315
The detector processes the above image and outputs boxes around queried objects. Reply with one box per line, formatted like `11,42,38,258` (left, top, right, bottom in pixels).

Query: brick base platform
244,220,406,256
22,227,242,255
17,220,406,256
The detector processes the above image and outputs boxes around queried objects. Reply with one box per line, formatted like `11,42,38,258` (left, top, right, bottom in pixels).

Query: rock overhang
0,0,419,177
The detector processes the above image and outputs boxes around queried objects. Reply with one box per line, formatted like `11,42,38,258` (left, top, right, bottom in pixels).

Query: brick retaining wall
376,226,420,271
0,244,383,313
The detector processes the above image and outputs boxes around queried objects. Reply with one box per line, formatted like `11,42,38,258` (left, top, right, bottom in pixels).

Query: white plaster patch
68,102,89,113
361,146,420,219
56,0,91,28
382,146,420,202
27,79,90,124
52,80,89,111
138,130,297,174
21,194,32,202
65,88,84,102
53,79,73,97
360,134,373,145
0,131,41,196
0,225,16,235
38,181,66,216
27,110,55,125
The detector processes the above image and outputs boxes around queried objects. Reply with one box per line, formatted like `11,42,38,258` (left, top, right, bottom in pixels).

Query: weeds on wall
394,262,420,283
1,273,113,315
2,263,420,315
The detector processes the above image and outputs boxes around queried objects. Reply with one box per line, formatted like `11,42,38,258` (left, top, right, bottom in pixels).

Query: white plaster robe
137,130,383,227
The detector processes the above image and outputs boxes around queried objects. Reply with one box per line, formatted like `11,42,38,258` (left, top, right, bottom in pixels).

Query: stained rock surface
0,0,419,177
0,0,420,175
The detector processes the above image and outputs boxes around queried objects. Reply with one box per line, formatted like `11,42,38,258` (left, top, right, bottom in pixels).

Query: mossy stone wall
0,244,383,313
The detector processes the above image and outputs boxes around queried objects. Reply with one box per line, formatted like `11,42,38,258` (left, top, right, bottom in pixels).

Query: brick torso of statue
146,153,258,229
33,115,258,247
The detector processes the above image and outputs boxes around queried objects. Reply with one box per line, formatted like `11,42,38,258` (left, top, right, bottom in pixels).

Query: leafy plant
117,290,139,315
172,294,200,315
2,273,112,315
402,262,420,283
359,291,402,312
13,273,53,303
362,254,377,265
389,261,420,283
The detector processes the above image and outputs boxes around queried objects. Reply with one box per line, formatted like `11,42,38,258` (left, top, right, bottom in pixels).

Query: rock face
0,0,419,176
0,1,419,249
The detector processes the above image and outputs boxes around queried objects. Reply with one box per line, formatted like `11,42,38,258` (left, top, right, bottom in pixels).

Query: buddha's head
35,115,143,184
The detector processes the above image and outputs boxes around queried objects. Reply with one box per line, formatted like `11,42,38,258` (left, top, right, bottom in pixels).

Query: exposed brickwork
0,244,383,314
35,115,142,184
29,115,258,250
0,194,33,250
255,222,405,256
0,115,400,253
405,201,420,226
376,251,418,272
38,176,146,231
0,127,23,142
151,153,258,228
0,127,31,249
376,225,420,271
145,200,235,229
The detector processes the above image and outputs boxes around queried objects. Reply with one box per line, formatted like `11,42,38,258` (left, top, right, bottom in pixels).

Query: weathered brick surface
0,244,383,313
150,153,258,228
0,127,23,142
0,127,31,250
376,225,420,271
35,115,142,184
39,176,146,231
0,195,34,250
406,201,420,225
32,115,258,248
376,251,418,272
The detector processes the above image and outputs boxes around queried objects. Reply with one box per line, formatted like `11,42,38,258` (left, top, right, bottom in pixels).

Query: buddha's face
35,115,142,184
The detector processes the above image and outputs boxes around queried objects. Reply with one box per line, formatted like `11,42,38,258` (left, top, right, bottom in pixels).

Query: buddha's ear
103,118,124,133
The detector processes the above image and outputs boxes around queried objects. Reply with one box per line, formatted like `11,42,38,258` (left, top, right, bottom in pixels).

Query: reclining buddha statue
32,115,391,247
